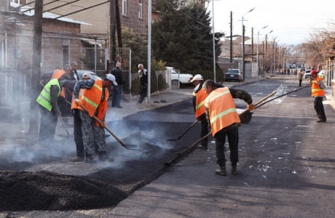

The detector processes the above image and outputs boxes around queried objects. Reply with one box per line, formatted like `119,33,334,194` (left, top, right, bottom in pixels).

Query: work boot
197,144,208,150
98,151,108,161
85,154,96,163
69,157,84,162
215,166,227,176
231,165,238,175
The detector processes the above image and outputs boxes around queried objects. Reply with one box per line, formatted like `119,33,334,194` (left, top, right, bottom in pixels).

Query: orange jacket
311,76,325,97
74,79,109,126
204,87,241,136
51,69,66,98
194,88,208,120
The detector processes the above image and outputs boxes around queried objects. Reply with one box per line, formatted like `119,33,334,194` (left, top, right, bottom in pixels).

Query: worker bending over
73,74,117,163
203,79,254,176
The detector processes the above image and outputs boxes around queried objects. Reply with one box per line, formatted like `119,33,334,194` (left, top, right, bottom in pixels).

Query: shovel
239,90,277,123
78,104,136,150
167,120,199,141
164,132,212,166
58,115,70,136
239,84,311,123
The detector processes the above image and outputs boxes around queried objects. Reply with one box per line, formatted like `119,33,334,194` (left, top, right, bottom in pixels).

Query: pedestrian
298,69,304,87
36,73,70,143
191,74,210,150
73,74,118,163
309,70,327,122
111,61,123,108
137,63,148,104
70,61,79,81
203,79,255,176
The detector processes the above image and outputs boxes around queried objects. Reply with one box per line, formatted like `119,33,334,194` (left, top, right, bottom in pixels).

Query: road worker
36,73,70,143
309,70,326,122
191,74,210,150
51,65,72,120
203,79,255,176
73,74,117,163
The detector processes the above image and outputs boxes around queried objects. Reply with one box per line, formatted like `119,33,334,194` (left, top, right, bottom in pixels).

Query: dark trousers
138,85,147,103
314,97,327,121
112,85,123,107
199,114,209,147
299,79,302,87
73,109,84,158
39,106,58,141
214,126,239,167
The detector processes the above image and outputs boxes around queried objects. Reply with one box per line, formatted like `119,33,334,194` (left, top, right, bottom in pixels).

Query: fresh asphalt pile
0,170,127,211
0,115,196,211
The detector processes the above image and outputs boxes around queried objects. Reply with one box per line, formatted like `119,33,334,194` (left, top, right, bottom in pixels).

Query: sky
206,0,335,45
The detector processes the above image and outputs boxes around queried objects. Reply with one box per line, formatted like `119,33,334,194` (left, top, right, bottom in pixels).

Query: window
138,0,143,19
122,0,127,16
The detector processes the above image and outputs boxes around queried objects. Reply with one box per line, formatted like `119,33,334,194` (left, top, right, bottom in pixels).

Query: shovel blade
239,110,253,123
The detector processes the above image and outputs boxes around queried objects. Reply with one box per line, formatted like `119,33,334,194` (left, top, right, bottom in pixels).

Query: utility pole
230,11,233,63
29,0,43,135
115,0,122,48
109,0,116,73
251,27,254,62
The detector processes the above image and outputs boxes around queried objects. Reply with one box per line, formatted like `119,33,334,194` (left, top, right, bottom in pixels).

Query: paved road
2,76,335,217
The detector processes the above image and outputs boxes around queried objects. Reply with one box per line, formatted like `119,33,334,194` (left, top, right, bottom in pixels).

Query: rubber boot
215,165,227,176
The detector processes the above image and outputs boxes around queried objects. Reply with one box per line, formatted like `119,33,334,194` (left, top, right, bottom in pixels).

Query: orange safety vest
194,88,208,120
311,76,325,97
73,79,109,126
51,69,66,98
204,87,241,136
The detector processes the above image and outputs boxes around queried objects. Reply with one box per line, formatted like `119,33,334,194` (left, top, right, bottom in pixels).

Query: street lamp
241,7,255,81
256,25,267,76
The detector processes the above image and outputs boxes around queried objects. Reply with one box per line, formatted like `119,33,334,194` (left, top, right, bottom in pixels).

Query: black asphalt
1,76,335,217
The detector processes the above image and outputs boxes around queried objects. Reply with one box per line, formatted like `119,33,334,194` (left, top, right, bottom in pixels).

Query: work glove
247,104,255,111
74,99,81,106
100,122,106,128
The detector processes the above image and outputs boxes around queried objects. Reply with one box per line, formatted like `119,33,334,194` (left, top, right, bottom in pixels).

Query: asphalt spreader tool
79,104,139,151
164,132,212,166
167,120,199,141
239,84,311,123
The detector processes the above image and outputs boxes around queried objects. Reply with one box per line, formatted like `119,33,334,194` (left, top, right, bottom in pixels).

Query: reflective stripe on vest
204,87,241,136
36,79,60,111
95,88,109,126
195,88,208,119
311,76,325,97
81,79,103,117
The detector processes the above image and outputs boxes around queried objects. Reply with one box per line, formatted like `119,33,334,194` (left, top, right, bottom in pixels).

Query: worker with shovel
203,79,255,176
191,74,212,150
73,74,117,163
36,73,70,144
309,70,327,122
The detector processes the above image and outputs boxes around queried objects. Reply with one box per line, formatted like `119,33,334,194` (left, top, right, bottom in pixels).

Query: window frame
122,0,127,16
138,0,143,19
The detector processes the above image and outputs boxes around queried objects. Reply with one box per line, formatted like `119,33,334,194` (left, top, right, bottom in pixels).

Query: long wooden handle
78,103,131,150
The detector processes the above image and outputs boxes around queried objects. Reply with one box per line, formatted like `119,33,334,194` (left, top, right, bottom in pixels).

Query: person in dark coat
137,63,148,104
111,61,123,108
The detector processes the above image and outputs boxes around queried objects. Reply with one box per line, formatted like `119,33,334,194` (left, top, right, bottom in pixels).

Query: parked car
304,70,311,79
166,67,193,86
224,69,242,82
77,70,100,80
